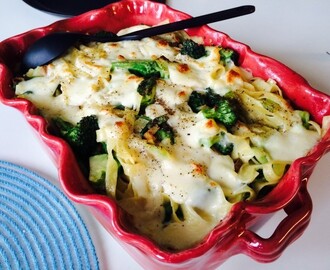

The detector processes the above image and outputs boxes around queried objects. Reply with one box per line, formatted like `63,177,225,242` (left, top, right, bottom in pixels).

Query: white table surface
0,0,329,269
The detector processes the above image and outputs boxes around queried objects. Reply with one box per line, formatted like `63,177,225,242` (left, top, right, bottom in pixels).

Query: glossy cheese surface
15,27,323,250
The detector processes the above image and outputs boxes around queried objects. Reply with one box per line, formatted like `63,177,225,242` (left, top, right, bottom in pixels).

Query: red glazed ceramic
0,1,329,269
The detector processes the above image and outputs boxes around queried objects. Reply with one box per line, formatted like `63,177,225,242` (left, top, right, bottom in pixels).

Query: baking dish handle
238,180,312,263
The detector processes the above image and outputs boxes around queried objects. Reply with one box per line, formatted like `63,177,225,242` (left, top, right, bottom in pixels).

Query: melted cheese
263,124,320,161
14,26,325,250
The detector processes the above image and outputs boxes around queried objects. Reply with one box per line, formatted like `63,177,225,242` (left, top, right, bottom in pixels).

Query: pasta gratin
14,26,327,250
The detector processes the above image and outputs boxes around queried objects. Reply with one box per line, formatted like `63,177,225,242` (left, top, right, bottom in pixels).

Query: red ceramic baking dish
0,0,330,269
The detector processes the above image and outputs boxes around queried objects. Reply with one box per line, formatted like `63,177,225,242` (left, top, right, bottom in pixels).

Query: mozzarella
15,27,324,250
263,124,320,161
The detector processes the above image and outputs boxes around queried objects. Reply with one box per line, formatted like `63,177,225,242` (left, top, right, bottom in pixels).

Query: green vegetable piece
180,39,206,59
188,91,207,113
202,98,237,127
155,128,172,143
137,76,157,112
205,87,221,107
200,132,233,155
212,132,234,155
111,59,168,78
297,110,311,129
187,88,238,127
219,47,239,65
52,115,99,158
141,115,175,145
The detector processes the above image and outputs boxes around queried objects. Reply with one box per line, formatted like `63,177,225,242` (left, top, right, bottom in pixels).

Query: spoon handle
119,5,255,40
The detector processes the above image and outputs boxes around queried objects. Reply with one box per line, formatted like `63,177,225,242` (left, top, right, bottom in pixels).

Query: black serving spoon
22,0,167,16
21,5,255,71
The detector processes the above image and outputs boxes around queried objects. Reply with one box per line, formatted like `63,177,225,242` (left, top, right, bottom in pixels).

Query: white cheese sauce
263,124,320,161
14,27,324,250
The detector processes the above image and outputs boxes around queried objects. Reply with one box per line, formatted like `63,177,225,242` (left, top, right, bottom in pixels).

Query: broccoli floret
219,47,239,65
188,88,219,113
140,115,175,145
180,39,207,59
155,127,173,143
187,91,207,113
52,115,99,158
200,131,233,155
111,59,169,78
187,89,238,127
212,132,234,155
137,76,157,113
205,87,221,107
202,98,237,128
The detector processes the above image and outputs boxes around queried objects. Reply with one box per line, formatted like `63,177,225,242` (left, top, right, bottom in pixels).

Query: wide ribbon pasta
14,26,324,250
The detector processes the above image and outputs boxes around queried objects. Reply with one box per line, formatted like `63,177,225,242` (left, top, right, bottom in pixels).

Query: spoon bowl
21,32,118,71
21,5,255,72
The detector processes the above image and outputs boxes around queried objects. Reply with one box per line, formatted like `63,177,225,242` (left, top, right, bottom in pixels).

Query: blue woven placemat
0,160,99,270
